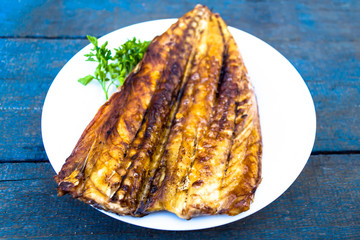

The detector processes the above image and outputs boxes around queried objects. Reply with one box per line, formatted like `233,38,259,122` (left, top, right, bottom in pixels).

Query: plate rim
41,18,316,231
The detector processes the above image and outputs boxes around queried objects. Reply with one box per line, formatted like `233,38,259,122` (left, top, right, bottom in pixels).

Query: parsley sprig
78,35,150,100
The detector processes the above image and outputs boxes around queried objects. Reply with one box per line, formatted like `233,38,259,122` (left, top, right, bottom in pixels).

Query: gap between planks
1,35,358,43
311,150,360,155
1,151,360,164
0,35,89,40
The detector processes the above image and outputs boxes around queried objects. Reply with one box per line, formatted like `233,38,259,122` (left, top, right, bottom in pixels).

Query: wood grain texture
1,0,359,42
0,154,359,239
0,39,87,161
1,1,359,238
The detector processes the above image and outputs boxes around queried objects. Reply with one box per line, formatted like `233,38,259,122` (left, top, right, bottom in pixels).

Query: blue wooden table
1,0,359,239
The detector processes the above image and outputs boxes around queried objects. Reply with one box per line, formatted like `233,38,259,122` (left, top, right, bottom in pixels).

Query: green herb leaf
87,35,98,46
78,75,94,86
78,35,150,100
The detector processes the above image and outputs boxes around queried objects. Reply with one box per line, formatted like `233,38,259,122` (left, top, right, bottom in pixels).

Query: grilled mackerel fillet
55,5,262,219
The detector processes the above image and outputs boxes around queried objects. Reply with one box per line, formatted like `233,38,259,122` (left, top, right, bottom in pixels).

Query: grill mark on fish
135,35,198,215
92,9,204,206
219,93,262,216
131,15,208,215
55,6,208,212
184,56,238,218
105,6,210,214
143,70,192,211
115,38,192,209
182,13,259,219
79,43,166,202
214,15,262,216
146,14,225,217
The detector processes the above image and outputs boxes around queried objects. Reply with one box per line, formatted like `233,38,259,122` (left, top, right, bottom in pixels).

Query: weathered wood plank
0,154,359,238
0,39,87,161
0,38,359,161
0,0,359,42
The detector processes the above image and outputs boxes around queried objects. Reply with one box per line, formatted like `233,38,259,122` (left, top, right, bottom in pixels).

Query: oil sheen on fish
110,6,211,215
55,5,211,214
183,14,262,219
145,13,225,217
215,15,262,216
55,5,262,220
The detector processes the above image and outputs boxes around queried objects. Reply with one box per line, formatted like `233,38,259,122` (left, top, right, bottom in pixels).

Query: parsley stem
78,35,150,100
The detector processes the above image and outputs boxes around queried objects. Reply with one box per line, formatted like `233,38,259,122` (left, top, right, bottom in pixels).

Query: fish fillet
55,5,262,219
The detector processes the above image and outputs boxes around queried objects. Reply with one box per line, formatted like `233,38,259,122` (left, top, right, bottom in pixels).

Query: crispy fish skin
215,15,262,216
55,43,162,195
55,5,212,215
111,6,211,215
55,39,165,200
145,14,225,217
133,35,205,214
55,7,189,197
182,14,239,219
85,6,209,215
179,14,261,219
79,6,210,214
55,6,262,219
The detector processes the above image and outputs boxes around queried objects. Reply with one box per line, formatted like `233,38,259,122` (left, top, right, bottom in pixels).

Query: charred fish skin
133,35,203,214
182,14,240,219
54,88,123,194
133,72,189,215
219,79,262,216
215,14,262,216
78,6,210,214
55,35,167,197
111,5,211,215
55,5,213,215
55,5,262,219
179,13,262,219
55,8,189,197
145,13,225,217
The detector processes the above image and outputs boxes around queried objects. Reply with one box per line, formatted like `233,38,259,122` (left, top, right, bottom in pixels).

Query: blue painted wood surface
0,155,359,238
0,0,359,238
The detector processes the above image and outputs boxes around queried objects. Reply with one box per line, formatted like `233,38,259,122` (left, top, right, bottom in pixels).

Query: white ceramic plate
42,19,316,231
